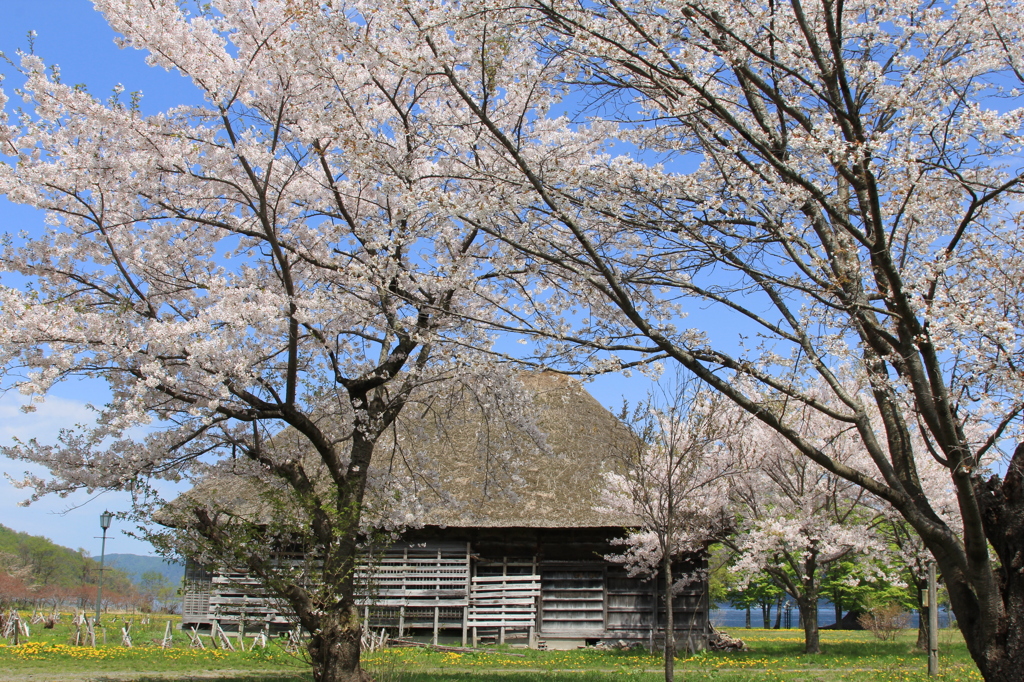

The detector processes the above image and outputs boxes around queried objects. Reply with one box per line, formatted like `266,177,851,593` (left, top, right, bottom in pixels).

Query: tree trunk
761,602,770,629
798,598,820,654
663,552,675,682
745,605,751,629
833,597,842,626
773,596,783,629
970,442,1024,682
306,606,371,682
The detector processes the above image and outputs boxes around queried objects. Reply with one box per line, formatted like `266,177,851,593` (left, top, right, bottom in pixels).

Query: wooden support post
531,555,540,648
188,625,204,649
432,547,441,645
499,556,507,645
601,565,609,634
399,546,408,638
162,620,173,648
462,541,471,647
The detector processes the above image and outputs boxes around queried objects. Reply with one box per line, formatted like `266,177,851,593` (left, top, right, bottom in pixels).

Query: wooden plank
376,588,465,595
471,575,541,584
470,591,539,599
357,599,468,608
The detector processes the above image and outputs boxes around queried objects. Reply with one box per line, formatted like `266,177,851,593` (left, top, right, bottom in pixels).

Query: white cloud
0,392,97,444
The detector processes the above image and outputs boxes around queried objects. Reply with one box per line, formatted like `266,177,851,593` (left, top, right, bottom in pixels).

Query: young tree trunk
833,597,842,626
663,552,675,682
745,605,751,629
762,602,771,629
773,596,783,629
915,586,929,652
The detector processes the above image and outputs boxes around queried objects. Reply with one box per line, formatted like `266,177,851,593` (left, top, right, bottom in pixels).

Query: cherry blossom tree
726,407,889,653
600,374,738,679
415,0,1024,676
0,2,523,680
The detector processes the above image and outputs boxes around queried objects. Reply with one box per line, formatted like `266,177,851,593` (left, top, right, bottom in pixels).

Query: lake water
710,602,955,629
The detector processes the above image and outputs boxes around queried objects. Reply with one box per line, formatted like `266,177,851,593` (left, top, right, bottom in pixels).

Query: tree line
0,525,175,613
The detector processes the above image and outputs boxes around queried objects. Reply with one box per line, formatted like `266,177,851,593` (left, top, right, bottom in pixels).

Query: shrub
858,604,910,641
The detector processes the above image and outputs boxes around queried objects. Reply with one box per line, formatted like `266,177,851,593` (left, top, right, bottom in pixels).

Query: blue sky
0,1,667,557
0,1,203,557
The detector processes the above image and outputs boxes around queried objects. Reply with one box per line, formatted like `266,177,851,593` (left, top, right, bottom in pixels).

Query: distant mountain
0,523,134,592
103,553,185,586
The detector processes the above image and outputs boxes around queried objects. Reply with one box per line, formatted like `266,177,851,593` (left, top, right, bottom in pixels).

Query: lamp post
96,510,112,623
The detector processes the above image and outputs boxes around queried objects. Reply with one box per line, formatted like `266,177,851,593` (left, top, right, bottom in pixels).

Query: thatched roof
162,371,636,530
421,371,634,528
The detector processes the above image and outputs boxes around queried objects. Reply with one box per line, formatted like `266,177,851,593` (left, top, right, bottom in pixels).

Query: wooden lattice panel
359,542,471,611
467,574,540,627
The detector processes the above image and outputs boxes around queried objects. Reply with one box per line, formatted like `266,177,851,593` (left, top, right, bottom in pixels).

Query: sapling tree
600,373,738,681
0,2,523,680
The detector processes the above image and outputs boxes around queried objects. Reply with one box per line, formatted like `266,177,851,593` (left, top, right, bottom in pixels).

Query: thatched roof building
178,372,709,650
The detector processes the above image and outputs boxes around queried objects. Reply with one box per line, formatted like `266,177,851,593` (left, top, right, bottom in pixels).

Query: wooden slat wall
539,565,605,633
605,567,655,631
359,542,471,643
209,569,294,626
204,543,473,637
182,534,709,649
182,560,213,624
467,574,540,627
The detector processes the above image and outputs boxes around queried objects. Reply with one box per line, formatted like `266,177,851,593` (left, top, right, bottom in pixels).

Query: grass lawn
0,613,985,681
362,628,982,681
0,613,308,680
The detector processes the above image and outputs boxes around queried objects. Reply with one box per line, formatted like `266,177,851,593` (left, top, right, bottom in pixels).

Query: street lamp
96,510,113,623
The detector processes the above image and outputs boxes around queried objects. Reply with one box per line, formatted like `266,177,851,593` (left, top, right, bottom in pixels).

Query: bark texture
307,609,372,682
798,598,820,654
972,443,1024,681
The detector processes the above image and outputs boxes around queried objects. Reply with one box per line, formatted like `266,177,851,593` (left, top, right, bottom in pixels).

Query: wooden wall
181,527,709,649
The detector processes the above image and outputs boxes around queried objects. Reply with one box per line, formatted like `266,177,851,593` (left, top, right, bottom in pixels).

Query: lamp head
99,510,113,530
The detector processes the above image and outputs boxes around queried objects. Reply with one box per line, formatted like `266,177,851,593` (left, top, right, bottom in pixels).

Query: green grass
0,613,308,679
0,613,984,681
360,628,981,681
